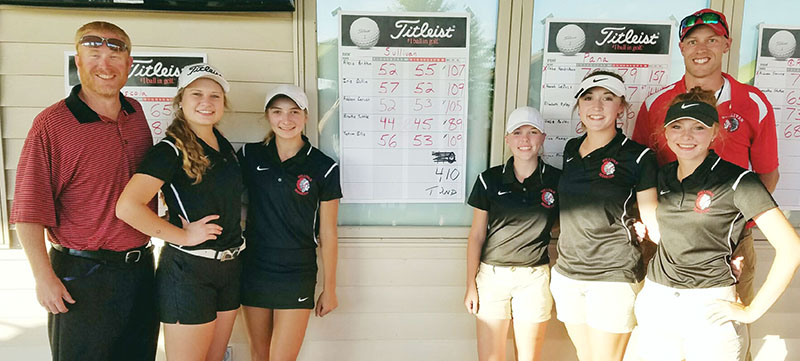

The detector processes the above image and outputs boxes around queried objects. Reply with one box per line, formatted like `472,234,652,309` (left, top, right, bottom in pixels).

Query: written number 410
435,167,460,182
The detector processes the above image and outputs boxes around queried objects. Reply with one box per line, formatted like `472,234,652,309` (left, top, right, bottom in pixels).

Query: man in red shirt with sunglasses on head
633,8,778,360
11,21,158,361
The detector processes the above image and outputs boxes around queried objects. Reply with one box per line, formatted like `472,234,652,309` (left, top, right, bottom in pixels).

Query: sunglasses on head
79,35,128,52
680,12,729,38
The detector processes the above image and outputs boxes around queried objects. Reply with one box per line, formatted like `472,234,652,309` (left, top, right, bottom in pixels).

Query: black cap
664,101,718,128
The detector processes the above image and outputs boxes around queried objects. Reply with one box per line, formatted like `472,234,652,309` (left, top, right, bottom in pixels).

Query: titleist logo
185,64,222,77
595,26,660,46
129,59,182,78
390,20,456,40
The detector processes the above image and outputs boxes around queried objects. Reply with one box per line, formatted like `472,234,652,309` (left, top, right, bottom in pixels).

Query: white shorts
475,262,552,322
550,268,641,333
634,279,747,361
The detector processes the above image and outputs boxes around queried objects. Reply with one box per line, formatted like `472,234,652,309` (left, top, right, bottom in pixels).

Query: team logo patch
694,190,714,213
723,113,743,133
540,188,556,208
599,158,618,179
295,175,312,195
723,117,739,132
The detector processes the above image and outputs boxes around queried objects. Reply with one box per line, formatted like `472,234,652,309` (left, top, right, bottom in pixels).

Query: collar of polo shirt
65,84,136,123
501,156,544,185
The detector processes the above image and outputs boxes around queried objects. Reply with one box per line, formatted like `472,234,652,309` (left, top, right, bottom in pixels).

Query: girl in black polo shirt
116,63,244,361
465,106,560,361
550,70,659,361
238,84,342,361
634,88,800,360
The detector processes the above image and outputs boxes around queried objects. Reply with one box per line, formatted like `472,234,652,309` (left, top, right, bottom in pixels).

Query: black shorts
156,245,242,324
240,247,317,310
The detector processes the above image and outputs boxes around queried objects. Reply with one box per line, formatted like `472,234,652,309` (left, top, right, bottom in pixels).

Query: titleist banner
67,54,205,88
341,14,467,48
546,21,671,55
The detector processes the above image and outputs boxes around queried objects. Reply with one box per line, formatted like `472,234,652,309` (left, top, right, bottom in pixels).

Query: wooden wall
0,6,295,246
1,5,799,361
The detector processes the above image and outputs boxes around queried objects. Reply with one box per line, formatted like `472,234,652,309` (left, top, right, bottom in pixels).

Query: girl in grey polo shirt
634,88,800,361
550,70,659,361
465,106,560,361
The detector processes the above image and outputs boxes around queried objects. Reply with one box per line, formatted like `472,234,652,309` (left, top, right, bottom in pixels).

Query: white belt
168,240,246,262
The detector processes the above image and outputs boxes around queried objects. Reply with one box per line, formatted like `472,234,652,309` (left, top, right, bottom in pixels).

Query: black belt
51,243,152,264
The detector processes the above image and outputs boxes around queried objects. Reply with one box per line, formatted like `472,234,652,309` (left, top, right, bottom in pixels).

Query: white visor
574,74,625,99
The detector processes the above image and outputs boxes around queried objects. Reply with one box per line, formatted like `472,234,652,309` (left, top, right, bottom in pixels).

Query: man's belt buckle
125,250,142,263
219,249,236,262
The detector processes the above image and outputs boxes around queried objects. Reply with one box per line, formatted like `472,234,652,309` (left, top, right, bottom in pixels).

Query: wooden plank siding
0,4,305,359
0,6,296,248
2,241,800,360
2,5,800,361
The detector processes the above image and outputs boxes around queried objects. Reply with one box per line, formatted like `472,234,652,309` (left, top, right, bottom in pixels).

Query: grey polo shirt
554,129,658,282
468,157,561,267
648,151,777,289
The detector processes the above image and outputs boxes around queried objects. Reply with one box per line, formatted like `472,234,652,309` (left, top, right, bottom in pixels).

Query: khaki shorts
550,269,641,333
634,280,747,361
475,262,553,322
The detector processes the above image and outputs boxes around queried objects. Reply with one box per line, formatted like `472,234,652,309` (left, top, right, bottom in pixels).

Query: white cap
506,106,545,134
264,84,308,111
574,73,625,99
178,63,230,93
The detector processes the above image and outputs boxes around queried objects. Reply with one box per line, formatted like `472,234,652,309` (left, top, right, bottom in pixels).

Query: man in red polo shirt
633,9,778,360
11,21,157,361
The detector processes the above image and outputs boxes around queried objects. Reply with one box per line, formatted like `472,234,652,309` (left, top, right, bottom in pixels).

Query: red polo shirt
632,73,779,174
11,85,155,251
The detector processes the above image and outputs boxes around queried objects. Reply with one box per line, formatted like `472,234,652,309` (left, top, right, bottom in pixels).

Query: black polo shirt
554,129,658,282
238,136,342,251
468,157,561,267
136,128,244,251
648,151,777,289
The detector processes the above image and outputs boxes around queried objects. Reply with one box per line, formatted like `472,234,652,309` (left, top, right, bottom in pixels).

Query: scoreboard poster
338,11,470,203
753,25,800,209
540,19,674,166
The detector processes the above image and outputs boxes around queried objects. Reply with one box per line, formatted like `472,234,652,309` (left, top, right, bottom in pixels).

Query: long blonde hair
165,88,228,184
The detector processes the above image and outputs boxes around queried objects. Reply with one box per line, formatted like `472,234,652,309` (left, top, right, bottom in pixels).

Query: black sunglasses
79,35,128,52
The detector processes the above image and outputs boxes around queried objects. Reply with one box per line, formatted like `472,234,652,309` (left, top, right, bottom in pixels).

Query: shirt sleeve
319,162,343,202
733,171,778,220
550,166,563,214
632,101,653,147
467,172,490,211
636,148,659,191
748,92,779,174
10,124,57,226
135,140,181,184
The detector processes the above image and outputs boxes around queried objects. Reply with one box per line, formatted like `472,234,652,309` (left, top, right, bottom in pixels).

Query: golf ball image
768,30,797,60
349,17,380,49
556,24,586,56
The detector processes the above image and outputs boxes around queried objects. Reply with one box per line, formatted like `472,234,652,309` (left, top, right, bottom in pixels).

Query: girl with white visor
551,70,659,361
